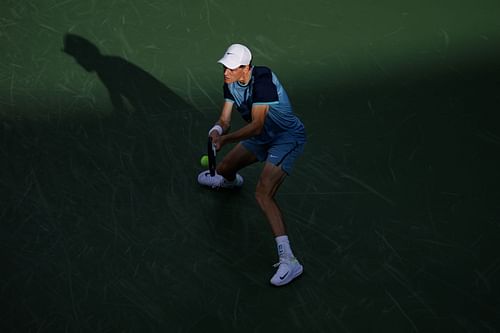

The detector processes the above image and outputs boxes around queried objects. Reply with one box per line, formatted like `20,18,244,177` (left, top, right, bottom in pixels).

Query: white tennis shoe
197,170,244,189
270,256,303,286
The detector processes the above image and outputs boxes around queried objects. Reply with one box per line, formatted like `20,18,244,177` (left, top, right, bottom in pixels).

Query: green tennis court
1,1,499,331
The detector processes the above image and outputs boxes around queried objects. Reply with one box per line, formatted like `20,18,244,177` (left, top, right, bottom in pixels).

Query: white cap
217,44,252,69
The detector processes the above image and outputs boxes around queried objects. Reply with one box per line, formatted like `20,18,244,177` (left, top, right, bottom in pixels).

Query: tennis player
198,44,306,286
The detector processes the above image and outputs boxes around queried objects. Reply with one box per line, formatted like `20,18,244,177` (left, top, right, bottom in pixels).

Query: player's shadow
62,33,203,157
62,33,188,117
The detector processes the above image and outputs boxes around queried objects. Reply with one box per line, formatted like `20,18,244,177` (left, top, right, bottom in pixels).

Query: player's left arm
218,104,268,148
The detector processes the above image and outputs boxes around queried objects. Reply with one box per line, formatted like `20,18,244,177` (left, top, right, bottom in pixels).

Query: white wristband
208,124,223,136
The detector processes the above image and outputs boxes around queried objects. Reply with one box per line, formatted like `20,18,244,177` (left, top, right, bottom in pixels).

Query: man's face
223,65,250,84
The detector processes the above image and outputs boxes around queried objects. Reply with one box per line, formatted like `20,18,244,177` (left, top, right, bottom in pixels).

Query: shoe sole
198,182,244,190
199,184,244,190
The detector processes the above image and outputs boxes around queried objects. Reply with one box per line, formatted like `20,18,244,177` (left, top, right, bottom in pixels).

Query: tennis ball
200,155,209,168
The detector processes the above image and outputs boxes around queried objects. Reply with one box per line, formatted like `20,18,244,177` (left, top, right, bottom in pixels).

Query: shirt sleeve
252,67,279,104
223,83,235,102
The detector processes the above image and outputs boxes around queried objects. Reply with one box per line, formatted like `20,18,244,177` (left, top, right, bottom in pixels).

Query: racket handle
208,137,217,177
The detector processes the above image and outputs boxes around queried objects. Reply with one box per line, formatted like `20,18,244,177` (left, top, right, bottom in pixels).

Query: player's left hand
214,135,226,151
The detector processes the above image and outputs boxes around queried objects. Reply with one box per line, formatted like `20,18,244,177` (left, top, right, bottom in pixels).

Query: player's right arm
209,101,233,143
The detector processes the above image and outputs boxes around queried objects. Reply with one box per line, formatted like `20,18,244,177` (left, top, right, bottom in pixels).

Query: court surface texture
1,1,499,332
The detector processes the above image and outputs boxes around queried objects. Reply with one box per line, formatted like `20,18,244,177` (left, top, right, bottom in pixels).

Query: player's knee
255,181,272,204
255,190,265,207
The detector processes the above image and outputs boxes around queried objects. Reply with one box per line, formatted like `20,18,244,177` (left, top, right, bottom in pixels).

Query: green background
1,0,499,332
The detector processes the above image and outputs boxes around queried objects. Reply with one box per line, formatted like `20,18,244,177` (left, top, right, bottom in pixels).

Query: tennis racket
207,136,217,176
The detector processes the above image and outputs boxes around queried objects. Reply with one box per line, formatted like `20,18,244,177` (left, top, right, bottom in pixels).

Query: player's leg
217,143,258,181
256,140,304,235
256,162,303,286
255,162,287,236
256,140,305,286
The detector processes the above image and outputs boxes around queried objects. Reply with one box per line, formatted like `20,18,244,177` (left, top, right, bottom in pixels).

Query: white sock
275,235,294,258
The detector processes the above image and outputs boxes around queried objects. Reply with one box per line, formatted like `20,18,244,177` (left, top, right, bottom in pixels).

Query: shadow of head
62,33,102,72
59,32,206,140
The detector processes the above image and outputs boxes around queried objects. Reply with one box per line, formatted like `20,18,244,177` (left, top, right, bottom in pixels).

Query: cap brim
217,57,240,70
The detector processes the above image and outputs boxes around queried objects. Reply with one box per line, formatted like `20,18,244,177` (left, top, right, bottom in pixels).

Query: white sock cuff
275,235,294,258
275,235,289,244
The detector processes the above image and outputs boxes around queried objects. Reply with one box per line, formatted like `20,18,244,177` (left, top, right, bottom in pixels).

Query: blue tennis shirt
223,66,306,145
